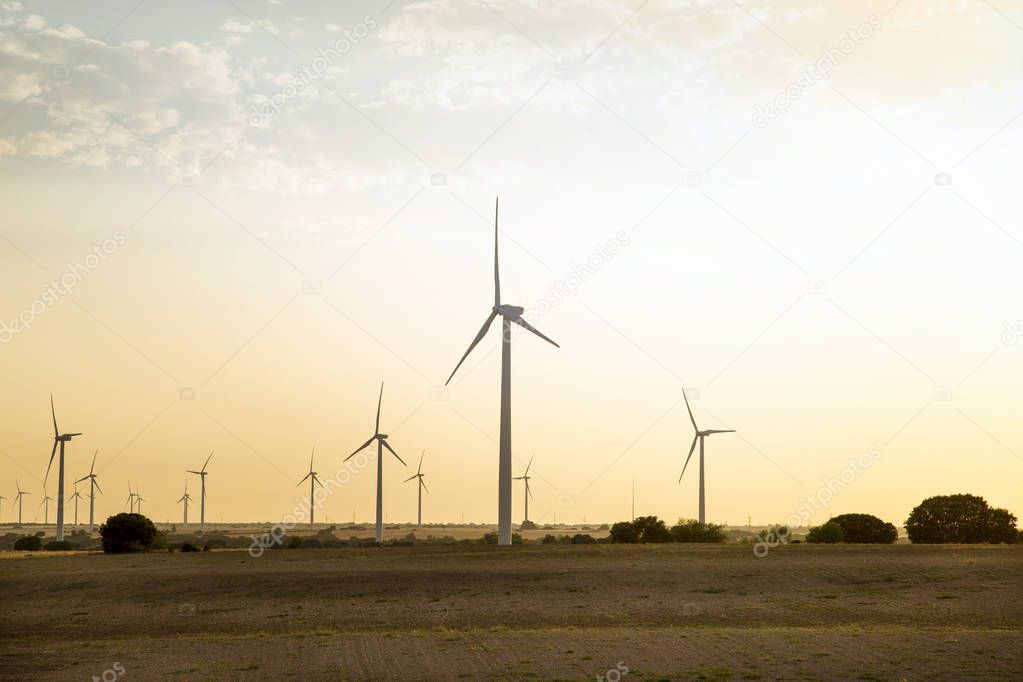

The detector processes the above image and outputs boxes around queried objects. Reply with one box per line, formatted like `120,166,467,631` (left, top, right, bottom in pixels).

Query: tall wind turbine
345,383,405,543
177,481,192,525
445,197,560,545
297,447,324,527
14,482,29,525
679,388,735,524
187,452,213,532
403,450,428,528
74,450,103,531
513,454,534,525
46,394,82,542
69,484,84,526
135,488,145,516
126,483,136,513
42,492,53,524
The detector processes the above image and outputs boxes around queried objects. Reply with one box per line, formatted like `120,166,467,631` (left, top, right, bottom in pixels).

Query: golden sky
1,0,1021,527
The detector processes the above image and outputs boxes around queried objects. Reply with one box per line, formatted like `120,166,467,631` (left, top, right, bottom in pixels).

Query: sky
0,0,1021,529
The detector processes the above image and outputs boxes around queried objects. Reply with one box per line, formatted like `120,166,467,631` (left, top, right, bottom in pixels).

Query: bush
520,520,538,530
807,521,844,543
570,533,596,544
609,521,640,543
827,513,897,543
541,534,558,544
302,538,322,549
179,542,200,553
100,513,159,553
43,540,74,551
906,494,1017,544
13,535,42,551
669,519,726,543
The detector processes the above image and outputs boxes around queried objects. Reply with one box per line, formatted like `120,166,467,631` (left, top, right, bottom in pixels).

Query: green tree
827,513,898,543
806,521,844,543
906,494,1017,543
100,513,159,553
13,535,42,551
609,520,639,543
669,519,726,543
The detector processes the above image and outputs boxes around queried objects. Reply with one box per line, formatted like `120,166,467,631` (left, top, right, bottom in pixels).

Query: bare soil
1,543,1020,680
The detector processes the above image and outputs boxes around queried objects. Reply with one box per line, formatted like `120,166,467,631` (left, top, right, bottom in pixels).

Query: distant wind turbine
177,481,192,525
69,485,84,526
14,481,29,525
445,197,560,545
513,454,534,525
42,492,54,524
345,383,405,543
679,388,735,524
46,394,82,542
297,447,324,527
187,452,213,532
403,450,428,528
135,488,146,516
126,483,136,513
0,494,4,523
74,450,103,531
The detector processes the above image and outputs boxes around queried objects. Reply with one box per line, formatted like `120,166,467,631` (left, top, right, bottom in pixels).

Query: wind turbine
135,487,145,516
42,492,54,525
345,383,405,543
14,482,29,525
513,454,534,525
74,450,103,531
126,483,136,513
403,450,428,528
46,394,82,542
445,197,560,545
177,481,192,525
297,447,324,527
188,452,213,532
679,388,735,524
69,484,84,526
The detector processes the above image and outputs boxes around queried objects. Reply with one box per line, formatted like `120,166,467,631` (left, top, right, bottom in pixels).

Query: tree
570,533,596,544
669,519,726,543
827,514,897,543
906,494,1017,544
807,521,844,543
609,520,639,543
13,535,42,551
100,513,159,553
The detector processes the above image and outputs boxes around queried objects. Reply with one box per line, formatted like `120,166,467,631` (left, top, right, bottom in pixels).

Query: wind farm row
6,199,734,545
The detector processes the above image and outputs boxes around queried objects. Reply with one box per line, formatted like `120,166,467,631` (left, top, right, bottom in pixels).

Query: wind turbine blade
74,475,89,484
50,394,59,437
376,383,384,434
93,480,103,495
417,449,424,475
381,439,406,465
403,474,417,483
494,196,501,307
679,436,699,482
297,472,312,486
445,310,498,385
510,316,560,348
90,450,97,475
345,436,375,460
421,479,429,495
309,446,315,473
314,475,325,489
526,481,532,500
45,440,57,485
681,388,698,431
705,429,736,434
525,454,534,475
202,451,213,473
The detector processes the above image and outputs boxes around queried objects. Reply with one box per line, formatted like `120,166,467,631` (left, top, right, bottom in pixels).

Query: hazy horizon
1,0,1020,530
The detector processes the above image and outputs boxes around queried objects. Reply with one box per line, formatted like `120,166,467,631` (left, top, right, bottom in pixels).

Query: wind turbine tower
187,452,213,532
74,450,103,531
678,388,736,524
445,198,560,545
297,447,324,527
46,395,82,542
513,454,534,525
404,450,428,528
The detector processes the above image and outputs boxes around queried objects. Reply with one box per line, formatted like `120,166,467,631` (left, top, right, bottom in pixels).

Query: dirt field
1,544,1020,680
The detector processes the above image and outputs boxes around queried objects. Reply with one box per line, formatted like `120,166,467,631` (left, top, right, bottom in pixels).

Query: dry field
1,543,1021,680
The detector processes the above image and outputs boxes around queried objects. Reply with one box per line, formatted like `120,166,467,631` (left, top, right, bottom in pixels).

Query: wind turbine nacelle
377,433,388,440
496,304,524,317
